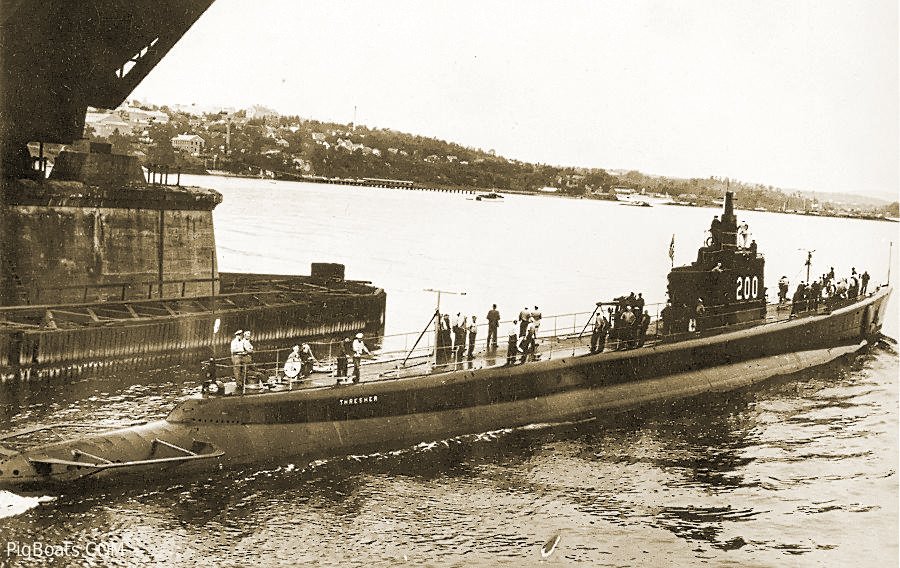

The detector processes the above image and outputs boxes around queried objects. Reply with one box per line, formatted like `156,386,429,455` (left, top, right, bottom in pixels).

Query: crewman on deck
861,271,870,295
635,294,645,314
299,343,318,378
710,215,722,247
351,332,370,383
230,330,245,390
791,283,807,315
521,317,537,362
486,304,501,348
532,306,542,332
241,330,260,389
283,345,302,381
519,307,531,336
848,274,860,299
638,310,651,347
506,321,520,366
620,307,636,348
809,280,822,311
336,338,349,381
591,312,609,354
835,278,848,299
778,276,789,303
738,222,749,247
455,313,468,361
467,316,478,358
659,303,671,336
440,314,452,363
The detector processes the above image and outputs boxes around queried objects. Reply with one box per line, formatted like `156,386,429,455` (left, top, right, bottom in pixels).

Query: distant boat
475,192,504,201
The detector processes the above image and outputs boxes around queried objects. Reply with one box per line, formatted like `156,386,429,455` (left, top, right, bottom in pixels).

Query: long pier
271,172,475,194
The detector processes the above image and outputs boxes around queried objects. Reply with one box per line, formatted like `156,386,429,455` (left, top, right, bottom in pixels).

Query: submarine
0,192,891,491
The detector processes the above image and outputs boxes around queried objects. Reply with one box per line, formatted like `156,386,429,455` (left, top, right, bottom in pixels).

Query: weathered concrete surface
1,178,222,305
49,148,146,187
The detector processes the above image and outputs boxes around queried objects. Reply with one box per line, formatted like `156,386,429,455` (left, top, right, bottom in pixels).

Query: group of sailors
229,329,255,393
436,312,482,363
591,292,652,352
218,294,667,394
224,327,372,394
780,267,871,315
432,304,546,367
709,216,757,253
432,304,546,365
504,306,543,365
303,332,371,385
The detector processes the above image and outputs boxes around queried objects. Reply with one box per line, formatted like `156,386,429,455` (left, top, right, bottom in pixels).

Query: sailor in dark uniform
778,276,789,303
439,314,452,363
336,338,349,381
638,310,651,347
299,343,318,378
809,280,822,311
710,215,722,247
791,283,807,315
635,293,645,313
506,321,519,366
486,304,500,347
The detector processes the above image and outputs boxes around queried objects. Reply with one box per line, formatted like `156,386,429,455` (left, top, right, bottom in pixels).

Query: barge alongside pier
0,149,385,380
0,193,890,491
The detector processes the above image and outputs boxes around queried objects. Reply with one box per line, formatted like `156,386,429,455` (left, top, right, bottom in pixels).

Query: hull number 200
735,275,759,300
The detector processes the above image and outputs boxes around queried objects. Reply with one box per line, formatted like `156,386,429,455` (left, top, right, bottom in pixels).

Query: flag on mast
669,234,675,266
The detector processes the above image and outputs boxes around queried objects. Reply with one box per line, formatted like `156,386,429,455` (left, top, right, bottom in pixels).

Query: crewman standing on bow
241,330,259,389
230,330,245,392
352,332,370,383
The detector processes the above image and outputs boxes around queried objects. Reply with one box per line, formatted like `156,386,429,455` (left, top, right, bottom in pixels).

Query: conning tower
664,191,766,334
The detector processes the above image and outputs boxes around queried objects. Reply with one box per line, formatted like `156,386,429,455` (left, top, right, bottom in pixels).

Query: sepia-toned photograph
1,1,897,566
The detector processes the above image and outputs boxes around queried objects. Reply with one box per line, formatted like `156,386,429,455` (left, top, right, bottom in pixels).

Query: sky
131,0,899,199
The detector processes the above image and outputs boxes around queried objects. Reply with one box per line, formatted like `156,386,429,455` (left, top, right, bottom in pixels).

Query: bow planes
0,192,892,492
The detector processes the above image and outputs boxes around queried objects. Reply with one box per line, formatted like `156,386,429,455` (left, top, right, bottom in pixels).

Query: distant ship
0,192,890,491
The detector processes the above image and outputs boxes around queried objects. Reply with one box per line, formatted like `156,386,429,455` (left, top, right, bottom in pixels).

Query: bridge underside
0,0,214,178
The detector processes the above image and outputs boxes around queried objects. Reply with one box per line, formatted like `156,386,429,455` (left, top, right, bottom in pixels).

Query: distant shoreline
194,170,896,223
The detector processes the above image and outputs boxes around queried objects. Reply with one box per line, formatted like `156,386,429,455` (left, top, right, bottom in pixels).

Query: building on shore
171,133,205,155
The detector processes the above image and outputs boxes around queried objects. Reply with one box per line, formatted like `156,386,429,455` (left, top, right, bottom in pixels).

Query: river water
0,177,897,567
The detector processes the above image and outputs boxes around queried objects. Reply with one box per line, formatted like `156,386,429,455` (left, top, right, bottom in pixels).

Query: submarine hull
0,287,889,491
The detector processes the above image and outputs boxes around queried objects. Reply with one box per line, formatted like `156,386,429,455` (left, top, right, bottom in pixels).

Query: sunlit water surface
0,177,896,567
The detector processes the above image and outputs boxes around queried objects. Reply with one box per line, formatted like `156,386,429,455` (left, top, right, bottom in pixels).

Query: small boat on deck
0,192,891,492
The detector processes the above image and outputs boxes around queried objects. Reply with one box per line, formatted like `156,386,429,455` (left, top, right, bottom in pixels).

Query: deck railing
206,288,879,392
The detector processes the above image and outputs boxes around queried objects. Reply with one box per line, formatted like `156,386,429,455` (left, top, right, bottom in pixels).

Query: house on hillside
85,112,134,138
171,134,205,155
